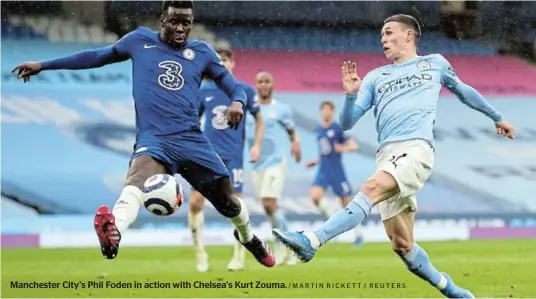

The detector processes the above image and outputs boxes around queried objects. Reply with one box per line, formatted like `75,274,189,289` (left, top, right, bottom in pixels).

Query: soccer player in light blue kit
273,14,515,298
305,100,363,247
248,71,302,265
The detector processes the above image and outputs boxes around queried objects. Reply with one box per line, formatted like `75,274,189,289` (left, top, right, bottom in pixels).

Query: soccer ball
141,174,183,216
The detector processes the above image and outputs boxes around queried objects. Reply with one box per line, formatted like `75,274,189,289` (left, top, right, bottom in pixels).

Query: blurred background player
305,100,363,247
249,71,302,265
11,0,276,268
274,14,515,298
189,46,265,272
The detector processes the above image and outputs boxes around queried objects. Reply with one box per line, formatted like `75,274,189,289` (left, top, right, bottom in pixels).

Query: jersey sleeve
41,28,138,70
244,85,260,116
203,44,227,80
437,54,462,90
279,104,295,130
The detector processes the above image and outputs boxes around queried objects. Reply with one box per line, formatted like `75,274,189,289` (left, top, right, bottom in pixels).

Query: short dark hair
162,1,194,14
320,100,335,110
214,46,233,61
384,14,421,43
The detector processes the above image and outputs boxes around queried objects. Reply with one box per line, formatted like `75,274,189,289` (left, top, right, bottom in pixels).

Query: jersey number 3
211,105,229,130
158,60,185,91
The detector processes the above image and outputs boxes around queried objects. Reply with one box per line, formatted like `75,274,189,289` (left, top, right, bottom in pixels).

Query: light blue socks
313,192,373,245
400,243,447,290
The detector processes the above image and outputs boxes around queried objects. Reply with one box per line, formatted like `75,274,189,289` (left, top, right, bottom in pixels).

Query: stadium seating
211,27,497,55
2,12,535,219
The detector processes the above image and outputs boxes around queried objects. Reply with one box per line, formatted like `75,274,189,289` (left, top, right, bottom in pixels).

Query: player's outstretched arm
440,56,515,139
339,61,373,130
12,31,135,82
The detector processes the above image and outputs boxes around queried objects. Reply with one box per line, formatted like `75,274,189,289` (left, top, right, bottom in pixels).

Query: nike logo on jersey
205,96,214,102
144,45,157,49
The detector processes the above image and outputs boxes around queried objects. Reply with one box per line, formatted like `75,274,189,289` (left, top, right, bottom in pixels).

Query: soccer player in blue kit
305,101,363,247
188,46,265,272
274,14,515,297
12,0,275,268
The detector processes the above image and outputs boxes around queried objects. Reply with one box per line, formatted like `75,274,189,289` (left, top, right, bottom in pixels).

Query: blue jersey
39,26,249,189
247,100,294,171
198,80,259,160
315,122,348,172
343,54,503,150
114,27,242,140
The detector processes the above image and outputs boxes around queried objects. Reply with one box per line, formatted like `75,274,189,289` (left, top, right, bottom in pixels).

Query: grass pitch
2,239,535,298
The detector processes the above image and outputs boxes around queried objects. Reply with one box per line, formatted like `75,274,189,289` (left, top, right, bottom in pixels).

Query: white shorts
375,139,435,220
252,161,287,199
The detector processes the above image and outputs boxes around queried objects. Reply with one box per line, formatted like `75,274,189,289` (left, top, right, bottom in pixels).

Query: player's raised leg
179,134,275,268
383,207,474,298
188,190,209,272
95,154,168,259
273,140,425,262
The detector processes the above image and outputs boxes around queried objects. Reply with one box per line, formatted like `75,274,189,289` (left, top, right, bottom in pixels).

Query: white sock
233,241,245,260
303,231,321,249
189,210,205,251
230,197,254,243
112,185,143,233
317,199,334,218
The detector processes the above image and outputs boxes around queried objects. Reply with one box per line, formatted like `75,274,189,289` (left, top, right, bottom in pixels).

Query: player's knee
391,234,413,256
359,172,398,203
199,177,240,218
126,156,168,188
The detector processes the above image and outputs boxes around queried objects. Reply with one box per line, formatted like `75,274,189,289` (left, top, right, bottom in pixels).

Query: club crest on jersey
183,48,195,60
327,130,334,137
417,60,431,69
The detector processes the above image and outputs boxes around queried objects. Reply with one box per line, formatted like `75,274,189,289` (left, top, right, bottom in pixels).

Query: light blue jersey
341,54,504,150
247,99,295,171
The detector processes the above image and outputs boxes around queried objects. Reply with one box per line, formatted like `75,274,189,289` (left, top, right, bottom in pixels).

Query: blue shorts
221,156,244,194
313,170,352,197
131,130,229,191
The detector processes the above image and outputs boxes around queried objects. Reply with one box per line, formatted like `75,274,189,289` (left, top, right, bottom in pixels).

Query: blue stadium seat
211,27,497,55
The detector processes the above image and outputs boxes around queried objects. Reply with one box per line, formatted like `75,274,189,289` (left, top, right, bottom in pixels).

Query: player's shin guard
312,192,373,248
400,243,447,290
112,185,143,233
229,197,254,243
188,210,205,251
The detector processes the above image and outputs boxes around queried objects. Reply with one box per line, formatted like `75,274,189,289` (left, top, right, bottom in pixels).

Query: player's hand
334,143,345,153
249,144,261,163
341,61,362,94
11,61,43,83
305,160,317,168
291,140,301,163
226,101,244,130
495,120,515,139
